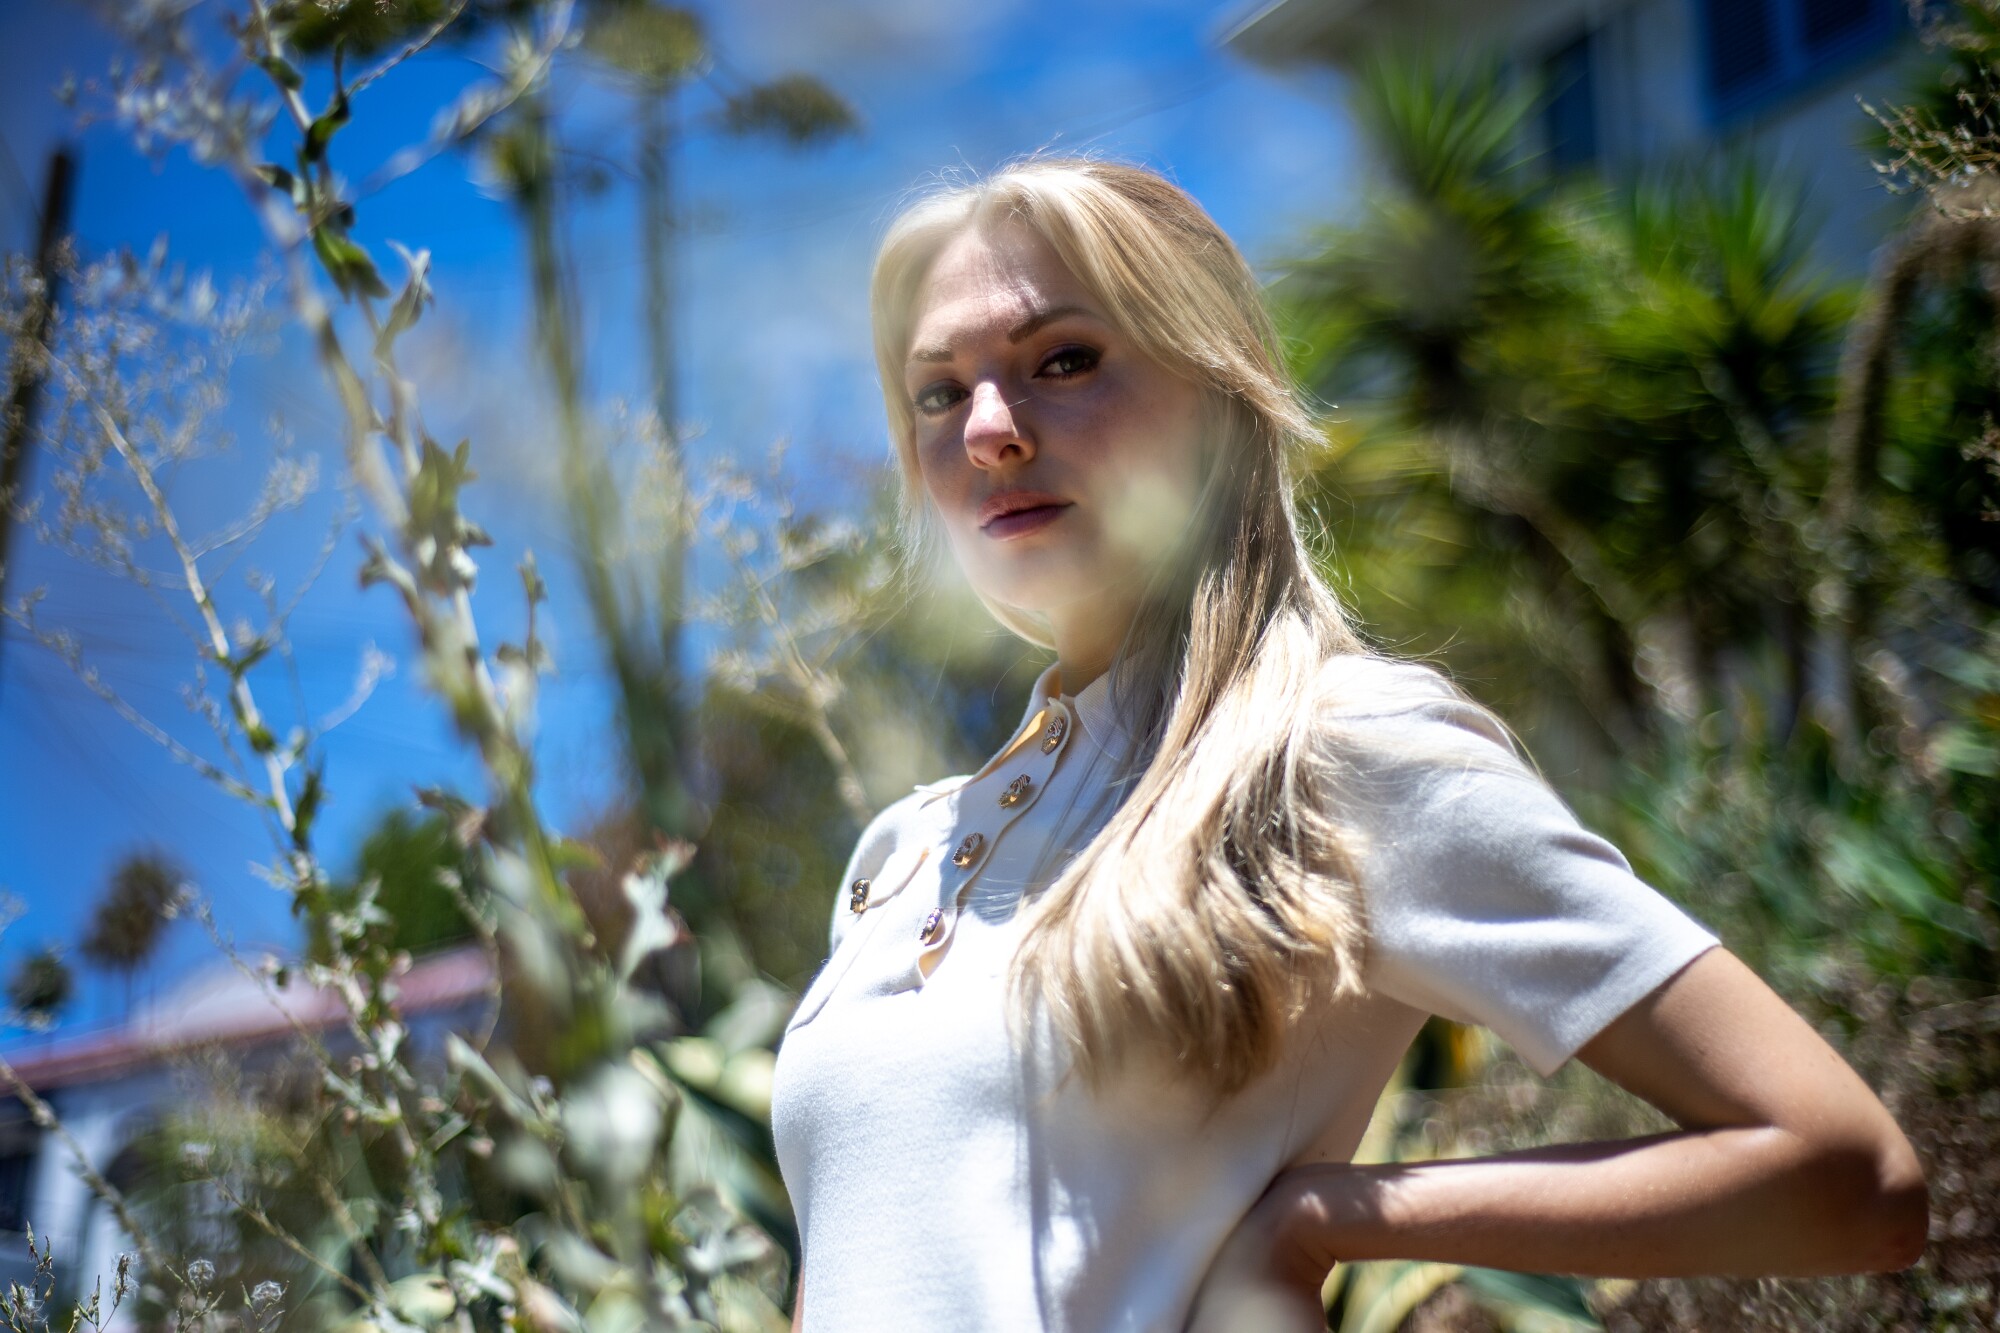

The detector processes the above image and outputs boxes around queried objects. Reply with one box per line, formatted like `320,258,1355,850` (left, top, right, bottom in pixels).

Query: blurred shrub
1287,18,2000,1330
305,809,481,966
1281,39,1997,997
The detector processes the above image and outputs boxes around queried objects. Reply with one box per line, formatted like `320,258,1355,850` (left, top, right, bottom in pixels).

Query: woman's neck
1047,597,1136,699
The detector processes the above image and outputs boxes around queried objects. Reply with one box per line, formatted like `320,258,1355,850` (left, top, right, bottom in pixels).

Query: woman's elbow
1868,1134,1931,1273
1811,1128,1929,1274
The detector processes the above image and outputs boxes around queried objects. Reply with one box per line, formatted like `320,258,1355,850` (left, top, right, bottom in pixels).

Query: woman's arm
1187,948,1928,1331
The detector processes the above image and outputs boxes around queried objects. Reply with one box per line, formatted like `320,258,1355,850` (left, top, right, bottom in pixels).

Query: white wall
1585,0,1931,274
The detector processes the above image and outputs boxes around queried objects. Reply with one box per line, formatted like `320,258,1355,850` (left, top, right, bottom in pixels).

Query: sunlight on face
902,221,1209,622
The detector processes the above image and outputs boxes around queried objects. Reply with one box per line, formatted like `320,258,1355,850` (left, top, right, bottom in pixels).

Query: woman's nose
963,379,1034,469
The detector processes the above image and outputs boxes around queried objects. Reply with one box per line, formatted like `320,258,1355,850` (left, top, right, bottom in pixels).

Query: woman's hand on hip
1185,1164,1360,1333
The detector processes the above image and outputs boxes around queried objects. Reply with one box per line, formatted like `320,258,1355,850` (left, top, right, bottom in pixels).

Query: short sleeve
1322,664,1720,1077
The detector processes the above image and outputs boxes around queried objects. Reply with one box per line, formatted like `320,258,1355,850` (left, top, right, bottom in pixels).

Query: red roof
2,946,495,1093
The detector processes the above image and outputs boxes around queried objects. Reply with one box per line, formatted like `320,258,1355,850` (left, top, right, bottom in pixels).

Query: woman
769,156,1928,1333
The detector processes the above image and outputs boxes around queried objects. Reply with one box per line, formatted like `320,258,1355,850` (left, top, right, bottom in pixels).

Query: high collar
915,661,1137,801
1021,660,1133,758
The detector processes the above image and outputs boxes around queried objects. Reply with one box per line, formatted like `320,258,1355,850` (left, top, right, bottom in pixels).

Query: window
0,1109,36,1234
1704,1,1781,103
1541,30,1601,173
1801,0,1879,51
1696,0,1905,125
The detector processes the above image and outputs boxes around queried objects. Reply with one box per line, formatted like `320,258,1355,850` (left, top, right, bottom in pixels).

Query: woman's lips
979,489,1072,538
982,502,1070,539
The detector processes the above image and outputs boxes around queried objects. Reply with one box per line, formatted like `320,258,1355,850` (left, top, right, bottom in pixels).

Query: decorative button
951,832,985,867
848,878,871,913
918,908,945,944
999,774,1032,808
1041,713,1069,753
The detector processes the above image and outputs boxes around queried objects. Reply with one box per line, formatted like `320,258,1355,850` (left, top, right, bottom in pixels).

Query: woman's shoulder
1309,655,1722,1078
1302,652,1537,800
1310,653,1514,745
1310,651,1457,714
846,784,946,869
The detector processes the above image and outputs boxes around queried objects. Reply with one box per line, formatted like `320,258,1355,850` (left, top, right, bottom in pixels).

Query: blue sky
0,0,1364,1051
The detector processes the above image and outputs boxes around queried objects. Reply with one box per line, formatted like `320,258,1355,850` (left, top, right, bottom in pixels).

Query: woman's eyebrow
907,303,1099,365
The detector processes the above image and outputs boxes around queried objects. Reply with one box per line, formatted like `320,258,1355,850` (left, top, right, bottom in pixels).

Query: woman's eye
912,383,964,417
909,349,1094,417
1040,345,1099,378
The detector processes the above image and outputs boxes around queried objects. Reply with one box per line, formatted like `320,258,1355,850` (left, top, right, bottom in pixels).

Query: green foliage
581,2,706,86
1282,40,1998,996
0,1,814,1326
80,851,185,980
717,75,859,146
273,0,479,58
1865,0,2000,214
4,946,72,1030
1868,253,2000,609
306,810,480,965
1601,667,1994,999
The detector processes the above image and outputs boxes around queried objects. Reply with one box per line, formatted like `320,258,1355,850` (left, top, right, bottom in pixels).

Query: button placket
915,697,1075,971
843,847,925,919
789,846,930,1032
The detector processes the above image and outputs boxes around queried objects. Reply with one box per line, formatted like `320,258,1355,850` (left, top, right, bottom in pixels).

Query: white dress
771,654,1719,1332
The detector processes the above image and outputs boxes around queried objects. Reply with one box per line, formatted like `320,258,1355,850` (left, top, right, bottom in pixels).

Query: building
0,947,492,1324
1225,0,1944,274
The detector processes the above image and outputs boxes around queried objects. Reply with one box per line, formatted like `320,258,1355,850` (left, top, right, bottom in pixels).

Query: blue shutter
1697,0,1905,126
1699,0,1782,108
1541,30,1600,173
1801,0,1878,51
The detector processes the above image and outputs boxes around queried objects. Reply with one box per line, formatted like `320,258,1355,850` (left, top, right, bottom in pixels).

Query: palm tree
1276,42,1856,763
1273,38,2000,1330
79,850,184,1021
5,945,73,1031
1278,30,1996,1004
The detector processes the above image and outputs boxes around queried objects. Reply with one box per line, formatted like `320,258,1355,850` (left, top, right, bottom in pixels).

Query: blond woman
769,156,1927,1333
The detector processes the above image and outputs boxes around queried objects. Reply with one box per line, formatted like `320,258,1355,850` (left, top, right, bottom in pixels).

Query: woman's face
902,221,1209,623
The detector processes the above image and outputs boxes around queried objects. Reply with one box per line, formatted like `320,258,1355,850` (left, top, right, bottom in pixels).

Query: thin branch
440,872,504,1053
0,602,268,806
277,481,359,627
313,640,392,734
721,536,871,825
357,0,577,198
183,892,338,1071
207,1175,373,1306
307,1168,394,1294
0,1058,170,1276
346,0,469,98
90,394,298,824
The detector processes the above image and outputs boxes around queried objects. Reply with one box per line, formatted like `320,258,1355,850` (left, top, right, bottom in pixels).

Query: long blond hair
871,156,1462,1099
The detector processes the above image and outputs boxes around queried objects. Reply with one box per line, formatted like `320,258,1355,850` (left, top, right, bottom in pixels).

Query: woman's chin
973,568,1129,624
960,545,1073,595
